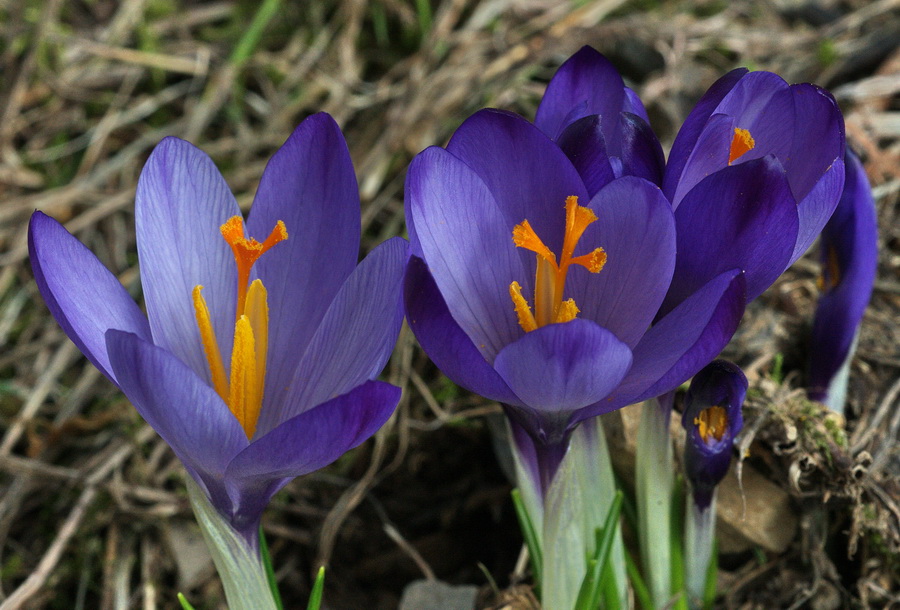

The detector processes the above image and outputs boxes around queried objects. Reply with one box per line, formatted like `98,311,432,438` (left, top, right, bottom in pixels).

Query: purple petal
791,157,845,264
406,145,528,361
135,137,241,382
784,85,845,202
663,68,748,201
535,46,626,143
493,318,633,416
225,380,400,534
260,237,407,433
582,269,746,417
247,114,361,405
623,87,651,124
445,109,588,258
808,151,877,400
663,156,798,312
28,212,152,384
667,113,734,209
568,177,675,348
556,115,615,198
404,256,521,406
106,330,247,516
617,112,665,187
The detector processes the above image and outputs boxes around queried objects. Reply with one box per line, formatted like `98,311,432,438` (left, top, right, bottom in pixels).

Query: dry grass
0,0,897,608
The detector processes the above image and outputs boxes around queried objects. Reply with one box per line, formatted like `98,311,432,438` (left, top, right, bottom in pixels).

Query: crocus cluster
30,114,408,545
404,46,846,494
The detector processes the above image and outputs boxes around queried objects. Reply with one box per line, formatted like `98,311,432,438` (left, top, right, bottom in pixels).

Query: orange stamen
728,127,755,165
694,405,728,444
220,216,287,319
510,196,606,332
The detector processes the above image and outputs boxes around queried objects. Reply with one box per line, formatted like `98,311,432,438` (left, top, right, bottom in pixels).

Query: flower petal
662,156,798,312
667,113,734,209
791,156,845,264
784,85,844,202
555,115,615,198
617,112,665,187
568,176,675,348
225,380,400,534
583,269,746,417
535,46,626,143
663,68,748,201
406,145,528,361
105,329,247,515
445,109,588,257
259,237,407,433
404,256,522,406
808,151,877,400
28,212,152,384
247,114,362,400
135,137,241,382
493,318,632,417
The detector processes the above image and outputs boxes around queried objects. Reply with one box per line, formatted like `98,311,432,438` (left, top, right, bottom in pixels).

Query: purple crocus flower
29,113,408,545
661,69,846,314
681,360,746,510
534,46,665,195
808,150,878,410
404,108,746,491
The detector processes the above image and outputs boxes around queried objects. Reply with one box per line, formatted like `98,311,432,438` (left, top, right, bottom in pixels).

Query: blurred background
0,0,897,608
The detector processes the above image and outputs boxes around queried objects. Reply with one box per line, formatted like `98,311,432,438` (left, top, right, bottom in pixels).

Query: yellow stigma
694,405,728,444
193,216,285,439
509,196,606,332
728,127,755,165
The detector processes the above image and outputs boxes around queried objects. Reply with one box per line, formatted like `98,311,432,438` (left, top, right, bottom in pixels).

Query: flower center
509,195,607,332
694,405,728,444
728,127,755,165
192,216,288,439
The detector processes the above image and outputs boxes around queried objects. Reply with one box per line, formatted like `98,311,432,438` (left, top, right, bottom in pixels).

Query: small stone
399,579,479,610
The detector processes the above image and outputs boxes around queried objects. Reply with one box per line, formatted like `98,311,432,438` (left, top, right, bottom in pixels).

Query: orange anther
694,405,728,443
728,127,755,165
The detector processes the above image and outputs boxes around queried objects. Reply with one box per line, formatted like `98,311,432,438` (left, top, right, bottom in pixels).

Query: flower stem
684,488,716,609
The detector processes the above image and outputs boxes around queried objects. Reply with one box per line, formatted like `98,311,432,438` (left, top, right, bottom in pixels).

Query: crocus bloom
808,150,878,412
534,46,665,195
681,360,747,510
404,108,746,489
661,68,845,314
29,113,408,544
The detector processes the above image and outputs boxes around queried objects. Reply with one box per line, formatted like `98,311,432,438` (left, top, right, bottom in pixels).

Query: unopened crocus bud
808,150,877,413
682,360,747,510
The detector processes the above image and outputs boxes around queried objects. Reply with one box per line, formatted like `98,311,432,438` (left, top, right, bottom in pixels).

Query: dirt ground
0,1,897,608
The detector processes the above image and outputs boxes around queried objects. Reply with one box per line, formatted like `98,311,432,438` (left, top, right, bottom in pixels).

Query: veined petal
664,68,748,200
617,112,665,187
568,177,675,348
784,85,845,202
535,46,626,143
259,237,408,433
663,156,798,313
404,256,522,406
493,318,632,422
445,109,589,259
581,269,746,418
668,113,734,209
135,136,241,382
28,212,152,384
791,157,845,264
225,380,400,535
556,115,615,198
106,330,248,516
406,145,529,361
247,113,361,402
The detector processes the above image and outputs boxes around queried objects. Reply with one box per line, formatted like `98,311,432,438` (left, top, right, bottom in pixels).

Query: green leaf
573,491,623,610
259,525,284,610
177,593,196,610
625,552,653,610
511,488,543,588
306,566,326,610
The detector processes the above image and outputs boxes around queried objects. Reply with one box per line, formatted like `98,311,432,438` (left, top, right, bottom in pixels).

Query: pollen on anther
512,220,556,264
728,127,755,165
